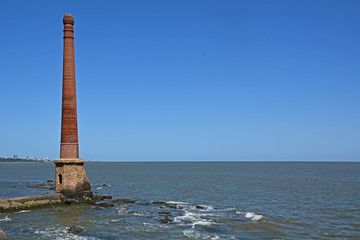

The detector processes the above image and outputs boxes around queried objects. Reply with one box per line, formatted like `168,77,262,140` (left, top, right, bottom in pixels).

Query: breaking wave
0,216,11,222
245,212,264,221
183,229,220,239
34,227,98,240
15,210,31,213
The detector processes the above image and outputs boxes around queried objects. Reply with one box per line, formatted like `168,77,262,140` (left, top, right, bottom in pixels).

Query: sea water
0,162,359,239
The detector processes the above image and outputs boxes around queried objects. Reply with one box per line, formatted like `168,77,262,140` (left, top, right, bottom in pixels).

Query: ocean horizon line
83,160,360,163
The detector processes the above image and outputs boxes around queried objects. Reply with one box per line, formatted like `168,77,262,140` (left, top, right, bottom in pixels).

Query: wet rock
163,203,183,209
96,202,115,208
109,199,137,204
196,205,206,210
93,184,111,188
67,225,84,235
158,211,173,224
47,180,54,183
135,200,153,205
27,183,55,190
0,227,7,239
159,211,171,215
159,216,172,224
91,206,104,210
92,195,112,202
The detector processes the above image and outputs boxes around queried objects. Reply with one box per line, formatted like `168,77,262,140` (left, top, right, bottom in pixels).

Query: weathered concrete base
0,194,111,213
0,194,62,213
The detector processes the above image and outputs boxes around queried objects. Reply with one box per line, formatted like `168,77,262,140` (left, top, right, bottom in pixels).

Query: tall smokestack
55,14,92,199
60,14,79,158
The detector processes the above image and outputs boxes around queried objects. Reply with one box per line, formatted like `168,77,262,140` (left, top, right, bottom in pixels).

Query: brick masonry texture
61,14,79,159
55,14,92,198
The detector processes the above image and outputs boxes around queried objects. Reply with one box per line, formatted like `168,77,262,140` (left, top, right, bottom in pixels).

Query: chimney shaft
60,14,79,158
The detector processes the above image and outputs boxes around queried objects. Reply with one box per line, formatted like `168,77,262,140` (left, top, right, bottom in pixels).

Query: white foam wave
174,211,215,227
174,211,199,223
34,227,99,240
193,220,214,226
224,207,237,211
183,229,219,239
95,187,103,190
167,201,190,205
16,210,31,213
116,206,128,215
0,216,11,222
133,213,146,216
143,222,170,229
245,212,263,221
197,205,214,211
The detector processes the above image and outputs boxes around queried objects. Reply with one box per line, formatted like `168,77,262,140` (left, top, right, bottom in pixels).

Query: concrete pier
0,194,61,213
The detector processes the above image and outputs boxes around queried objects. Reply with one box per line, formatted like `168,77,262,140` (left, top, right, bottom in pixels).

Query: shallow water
0,162,359,239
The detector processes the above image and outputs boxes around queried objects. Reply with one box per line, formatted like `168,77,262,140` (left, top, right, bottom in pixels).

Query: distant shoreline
0,159,51,163
1,160,359,163
85,160,360,163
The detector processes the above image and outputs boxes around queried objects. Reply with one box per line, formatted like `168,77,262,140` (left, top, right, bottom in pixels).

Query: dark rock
47,180,54,183
91,206,104,210
159,211,171,215
63,199,83,205
84,199,96,205
135,200,153,205
158,213,172,224
92,195,112,202
196,205,206,210
27,183,55,190
163,203,182,209
110,199,137,204
67,225,84,235
158,211,173,224
159,217,172,224
96,202,115,208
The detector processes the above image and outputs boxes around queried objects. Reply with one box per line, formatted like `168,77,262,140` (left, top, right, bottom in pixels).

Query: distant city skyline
0,1,359,161
0,154,49,161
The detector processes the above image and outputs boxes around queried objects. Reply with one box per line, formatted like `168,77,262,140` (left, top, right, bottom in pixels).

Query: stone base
54,158,92,199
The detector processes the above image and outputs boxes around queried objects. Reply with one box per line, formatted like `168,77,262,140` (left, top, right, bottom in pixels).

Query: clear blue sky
0,0,359,161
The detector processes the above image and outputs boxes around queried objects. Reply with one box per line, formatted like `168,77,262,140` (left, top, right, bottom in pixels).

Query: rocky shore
0,194,111,213
0,193,112,239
